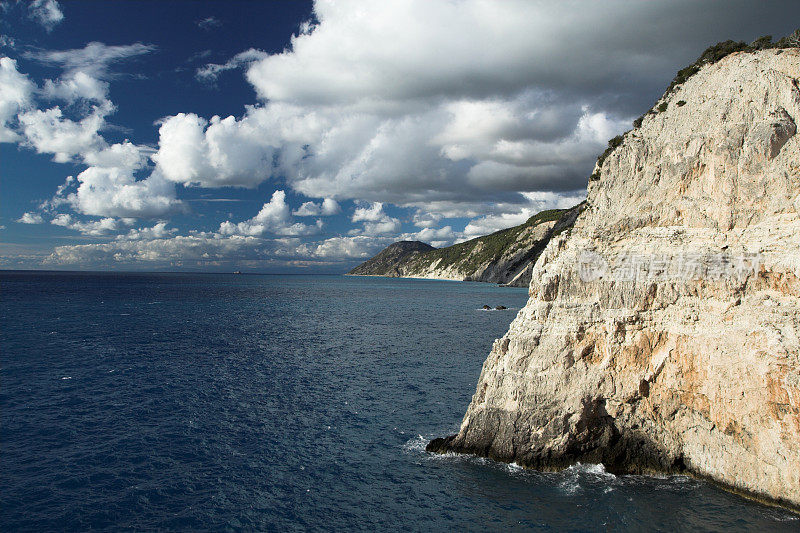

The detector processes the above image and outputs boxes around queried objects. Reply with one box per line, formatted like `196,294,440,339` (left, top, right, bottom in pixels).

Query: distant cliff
348,206,582,287
348,241,436,277
429,44,800,510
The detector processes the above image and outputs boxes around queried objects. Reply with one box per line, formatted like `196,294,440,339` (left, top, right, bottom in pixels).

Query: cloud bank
4,0,798,269
147,0,789,213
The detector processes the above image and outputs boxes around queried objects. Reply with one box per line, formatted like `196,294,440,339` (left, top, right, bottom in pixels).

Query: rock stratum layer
428,49,800,510
348,207,581,287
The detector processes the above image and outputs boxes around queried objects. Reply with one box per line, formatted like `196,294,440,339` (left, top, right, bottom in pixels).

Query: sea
1,271,797,531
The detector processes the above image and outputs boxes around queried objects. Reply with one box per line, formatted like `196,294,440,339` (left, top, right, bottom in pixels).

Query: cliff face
428,49,800,509
348,207,581,287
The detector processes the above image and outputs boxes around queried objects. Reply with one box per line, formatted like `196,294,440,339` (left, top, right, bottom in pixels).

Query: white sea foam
557,463,617,495
564,462,616,478
401,434,429,454
770,513,799,523
559,477,581,495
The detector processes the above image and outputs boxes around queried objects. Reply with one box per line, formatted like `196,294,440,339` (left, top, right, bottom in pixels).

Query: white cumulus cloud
83,141,150,170
293,198,340,216
399,225,456,248
119,221,175,240
0,57,35,142
149,0,693,212
51,213,121,235
297,235,384,260
349,201,401,235
57,167,181,219
351,202,386,222
4,43,180,223
17,212,44,224
218,190,322,237
152,112,274,188
45,233,262,266
17,103,110,162
42,71,107,103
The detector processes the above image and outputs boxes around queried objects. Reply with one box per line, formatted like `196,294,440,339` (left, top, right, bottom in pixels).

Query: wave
557,462,616,494
401,434,429,454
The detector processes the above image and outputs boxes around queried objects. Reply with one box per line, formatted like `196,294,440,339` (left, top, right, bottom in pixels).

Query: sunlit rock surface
429,49,800,510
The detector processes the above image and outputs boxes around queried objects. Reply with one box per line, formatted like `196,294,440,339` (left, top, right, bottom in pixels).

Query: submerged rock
429,48,800,511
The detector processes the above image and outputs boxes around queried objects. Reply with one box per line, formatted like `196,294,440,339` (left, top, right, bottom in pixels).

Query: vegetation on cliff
592,29,800,181
349,206,581,285
404,209,565,275
347,241,435,276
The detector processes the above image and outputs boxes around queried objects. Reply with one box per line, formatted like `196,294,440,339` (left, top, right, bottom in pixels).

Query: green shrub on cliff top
598,29,800,187
630,30,800,134
662,31,799,104
664,39,749,96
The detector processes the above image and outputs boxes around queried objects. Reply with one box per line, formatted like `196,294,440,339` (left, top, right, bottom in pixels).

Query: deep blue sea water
1,271,797,531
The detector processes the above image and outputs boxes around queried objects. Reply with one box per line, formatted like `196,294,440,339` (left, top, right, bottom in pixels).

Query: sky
1,0,798,273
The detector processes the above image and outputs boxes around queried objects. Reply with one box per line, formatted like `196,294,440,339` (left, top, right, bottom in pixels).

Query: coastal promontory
348,206,582,287
429,46,800,510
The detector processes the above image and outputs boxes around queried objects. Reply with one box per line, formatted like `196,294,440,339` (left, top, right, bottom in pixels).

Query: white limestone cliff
429,48,800,510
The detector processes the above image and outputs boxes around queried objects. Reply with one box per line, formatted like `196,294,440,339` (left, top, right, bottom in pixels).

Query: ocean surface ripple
1,272,797,531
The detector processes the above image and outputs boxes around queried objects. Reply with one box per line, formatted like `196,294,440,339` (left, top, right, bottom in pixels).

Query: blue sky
1,0,797,272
